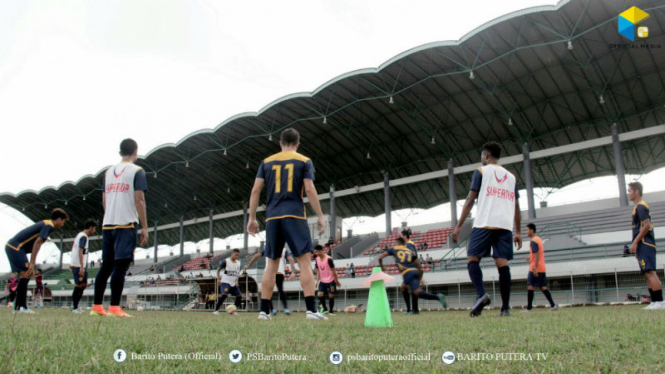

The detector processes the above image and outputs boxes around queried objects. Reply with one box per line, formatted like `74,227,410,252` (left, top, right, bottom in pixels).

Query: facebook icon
114,349,128,363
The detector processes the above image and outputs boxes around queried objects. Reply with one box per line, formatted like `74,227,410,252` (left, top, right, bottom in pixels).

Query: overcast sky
5,0,661,273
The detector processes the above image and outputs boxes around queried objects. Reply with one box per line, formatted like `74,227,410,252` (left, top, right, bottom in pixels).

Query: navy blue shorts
264,218,312,260
318,281,337,295
527,272,548,287
102,225,137,261
402,270,421,291
5,245,29,272
467,228,514,260
636,243,657,273
71,267,89,285
220,283,241,296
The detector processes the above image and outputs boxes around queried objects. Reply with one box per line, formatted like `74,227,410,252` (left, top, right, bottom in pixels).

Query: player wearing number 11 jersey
378,237,447,310
247,128,327,321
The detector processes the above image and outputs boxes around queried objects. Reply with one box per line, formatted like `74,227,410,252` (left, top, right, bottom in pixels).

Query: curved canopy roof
2,0,665,247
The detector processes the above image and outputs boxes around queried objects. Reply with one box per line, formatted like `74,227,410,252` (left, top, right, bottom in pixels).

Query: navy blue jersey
632,201,655,247
406,240,418,256
7,220,56,253
256,150,315,221
384,245,419,274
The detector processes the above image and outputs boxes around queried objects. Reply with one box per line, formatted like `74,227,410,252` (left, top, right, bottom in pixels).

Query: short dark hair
483,141,502,159
527,223,536,233
314,245,323,251
395,237,406,245
120,138,138,156
280,128,300,147
401,228,412,239
629,182,643,196
51,208,68,221
232,249,240,253
84,220,97,230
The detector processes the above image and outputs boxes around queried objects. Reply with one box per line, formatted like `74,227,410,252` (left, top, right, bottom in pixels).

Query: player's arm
513,197,522,250
329,258,341,286
303,179,326,236
287,254,297,280
217,261,226,280
27,237,46,278
244,252,262,270
247,177,265,236
530,241,539,276
453,169,482,242
377,251,389,272
630,207,651,253
135,190,148,246
78,239,86,276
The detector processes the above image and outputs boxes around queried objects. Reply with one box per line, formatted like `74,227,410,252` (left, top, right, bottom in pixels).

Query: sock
412,294,419,313
329,298,335,312
16,278,29,310
318,296,328,311
234,296,242,308
527,290,534,310
542,289,555,307
402,290,411,312
72,288,79,309
648,288,654,302
417,292,438,300
279,290,288,309
215,295,228,311
93,262,114,305
498,266,511,311
260,298,271,314
110,267,127,306
653,289,663,302
468,261,486,298
268,299,274,311
305,296,316,313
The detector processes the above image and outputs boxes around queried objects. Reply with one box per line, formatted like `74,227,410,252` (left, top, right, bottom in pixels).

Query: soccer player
378,237,447,310
399,228,421,314
34,269,44,308
4,208,68,313
627,182,663,310
244,246,297,315
247,128,328,321
213,249,242,315
314,245,341,315
71,220,97,313
5,273,18,308
524,223,557,312
452,142,522,317
92,138,148,317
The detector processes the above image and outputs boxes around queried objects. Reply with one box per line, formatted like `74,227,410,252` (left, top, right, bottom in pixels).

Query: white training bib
473,164,517,231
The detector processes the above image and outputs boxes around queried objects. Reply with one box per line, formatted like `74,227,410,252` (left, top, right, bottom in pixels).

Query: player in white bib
245,245,296,315
92,138,149,318
453,142,522,317
70,220,97,313
214,249,243,315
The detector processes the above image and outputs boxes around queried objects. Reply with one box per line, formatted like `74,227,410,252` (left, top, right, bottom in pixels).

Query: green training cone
364,267,394,328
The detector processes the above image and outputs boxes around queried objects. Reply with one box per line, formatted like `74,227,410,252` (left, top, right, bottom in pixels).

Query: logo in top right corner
618,6,650,41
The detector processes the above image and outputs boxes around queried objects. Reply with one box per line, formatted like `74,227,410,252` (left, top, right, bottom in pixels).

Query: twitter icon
229,350,243,363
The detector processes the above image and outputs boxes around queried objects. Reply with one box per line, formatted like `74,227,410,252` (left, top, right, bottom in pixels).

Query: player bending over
71,220,97,313
378,237,447,310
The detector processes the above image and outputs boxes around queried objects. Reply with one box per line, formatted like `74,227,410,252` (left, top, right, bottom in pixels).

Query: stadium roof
2,0,665,250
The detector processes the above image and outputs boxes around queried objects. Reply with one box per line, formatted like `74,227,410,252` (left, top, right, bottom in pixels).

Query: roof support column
523,143,536,220
448,159,457,227
59,236,64,269
330,184,336,241
153,221,158,264
243,202,249,251
179,215,184,257
209,209,214,255
384,172,391,237
612,123,629,207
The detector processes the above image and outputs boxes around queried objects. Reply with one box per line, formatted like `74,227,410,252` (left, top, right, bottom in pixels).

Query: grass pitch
0,305,663,374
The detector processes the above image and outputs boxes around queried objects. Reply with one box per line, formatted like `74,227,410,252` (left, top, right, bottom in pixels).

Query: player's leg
637,245,660,309
401,283,411,314
107,227,135,317
328,284,336,314
214,285,230,313
11,249,31,312
276,273,288,310
526,280,535,311
92,229,115,316
410,271,446,310
260,258,280,318
232,287,242,309
284,218,323,319
538,274,556,309
467,228,492,317
317,283,328,313
259,220,285,319
493,229,514,316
